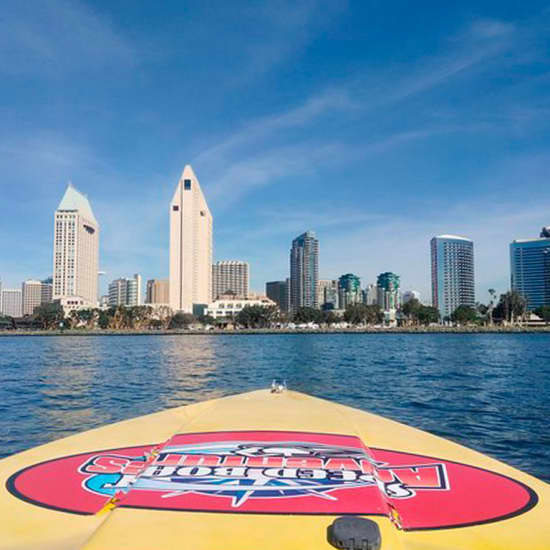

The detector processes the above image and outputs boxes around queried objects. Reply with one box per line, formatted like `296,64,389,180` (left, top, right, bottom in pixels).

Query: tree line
1,290,548,331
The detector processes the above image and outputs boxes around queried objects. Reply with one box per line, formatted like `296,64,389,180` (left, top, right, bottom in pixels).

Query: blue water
0,333,549,482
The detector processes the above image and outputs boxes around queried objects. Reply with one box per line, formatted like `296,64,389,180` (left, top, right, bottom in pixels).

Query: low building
41,278,53,304
21,280,43,315
266,280,290,312
205,294,276,319
402,290,421,304
212,261,249,299
146,279,169,304
108,274,141,307
318,279,339,310
55,296,96,314
1,289,22,317
363,284,377,305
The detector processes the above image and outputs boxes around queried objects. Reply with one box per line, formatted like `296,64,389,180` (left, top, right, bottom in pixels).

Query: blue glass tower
510,229,550,310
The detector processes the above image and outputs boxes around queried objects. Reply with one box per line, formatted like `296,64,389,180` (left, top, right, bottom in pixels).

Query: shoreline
1,326,549,337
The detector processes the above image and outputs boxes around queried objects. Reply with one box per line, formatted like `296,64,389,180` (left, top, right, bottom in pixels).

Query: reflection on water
0,333,549,482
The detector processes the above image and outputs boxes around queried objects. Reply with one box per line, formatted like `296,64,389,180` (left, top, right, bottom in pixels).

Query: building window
184,179,191,190
172,205,179,211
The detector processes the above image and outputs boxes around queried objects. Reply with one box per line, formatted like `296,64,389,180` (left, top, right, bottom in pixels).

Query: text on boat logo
79,440,449,507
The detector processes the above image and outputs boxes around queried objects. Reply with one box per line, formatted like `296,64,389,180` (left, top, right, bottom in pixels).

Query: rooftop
434,234,472,242
57,183,98,225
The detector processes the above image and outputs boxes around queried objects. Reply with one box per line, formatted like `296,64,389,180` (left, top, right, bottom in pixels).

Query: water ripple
0,333,548,482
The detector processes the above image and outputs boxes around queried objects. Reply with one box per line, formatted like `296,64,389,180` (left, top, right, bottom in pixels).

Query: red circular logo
7,431,537,530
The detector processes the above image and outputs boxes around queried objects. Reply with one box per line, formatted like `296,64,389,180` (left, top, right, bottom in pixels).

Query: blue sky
1,1,549,302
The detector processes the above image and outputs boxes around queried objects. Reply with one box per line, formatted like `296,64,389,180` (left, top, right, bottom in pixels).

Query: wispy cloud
194,16,521,208
0,0,136,75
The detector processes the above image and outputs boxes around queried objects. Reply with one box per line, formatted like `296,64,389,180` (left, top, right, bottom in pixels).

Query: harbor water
1,333,549,482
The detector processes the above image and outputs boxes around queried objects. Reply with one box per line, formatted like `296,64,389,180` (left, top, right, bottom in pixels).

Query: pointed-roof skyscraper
169,165,213,312
53,183,99,305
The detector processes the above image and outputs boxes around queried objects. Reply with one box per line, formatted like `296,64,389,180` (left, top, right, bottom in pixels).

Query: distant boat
1,384,548,549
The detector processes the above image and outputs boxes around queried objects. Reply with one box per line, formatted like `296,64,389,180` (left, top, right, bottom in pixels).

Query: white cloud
0,0,135,75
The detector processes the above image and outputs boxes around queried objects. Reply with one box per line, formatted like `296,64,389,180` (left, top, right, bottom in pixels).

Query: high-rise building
363,283,377,306
266,280,290,312
169,165,213,313
290,231,319,312
431,235,475,319
21,280,42,315
1,289,22,317
146,279,170,305
53,184,99,306
510,227,550,310
338,274,362,309
108,274,141,307
377,272,400,311
212,261,249,299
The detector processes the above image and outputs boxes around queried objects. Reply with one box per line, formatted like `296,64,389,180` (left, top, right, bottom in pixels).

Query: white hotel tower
169,165,213,313
53,184,99,306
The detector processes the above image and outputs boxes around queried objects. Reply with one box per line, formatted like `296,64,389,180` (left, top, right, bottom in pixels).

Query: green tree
450,305,477,324
416,306,439,325
534,306,550,323
401,298,422,324
197,314,216,326
236,305,279,328
34,302,65,330
344,303,383,325
98,310,110,329
321,310,340,326
0,316,16,330
487,288,497,326
494,291,527,324
293,307,323,324
169,312,196,329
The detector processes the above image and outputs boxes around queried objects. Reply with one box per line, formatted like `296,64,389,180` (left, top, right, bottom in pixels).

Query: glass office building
510,228,550,310
290,231,319,312
431,235,475,319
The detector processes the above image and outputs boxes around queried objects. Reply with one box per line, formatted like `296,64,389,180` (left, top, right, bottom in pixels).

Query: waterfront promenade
1,326,549,336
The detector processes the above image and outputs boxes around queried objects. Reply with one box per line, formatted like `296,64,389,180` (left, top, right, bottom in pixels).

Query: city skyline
2,3,550,300
1,173,548,307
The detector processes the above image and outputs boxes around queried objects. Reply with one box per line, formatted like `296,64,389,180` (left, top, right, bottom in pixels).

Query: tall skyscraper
266,280,290,312
146,279,170,304
169,165,213,313
108,274,141,307
21,280,42,315
290,231,319,312
212,261,249,299
377,272,400,311
1,289,22,317
338,274,362,309
510,227,550,310
431,235,475,318
53,184,99,305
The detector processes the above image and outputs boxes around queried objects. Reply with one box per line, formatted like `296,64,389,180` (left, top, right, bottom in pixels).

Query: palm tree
488,288,497,326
